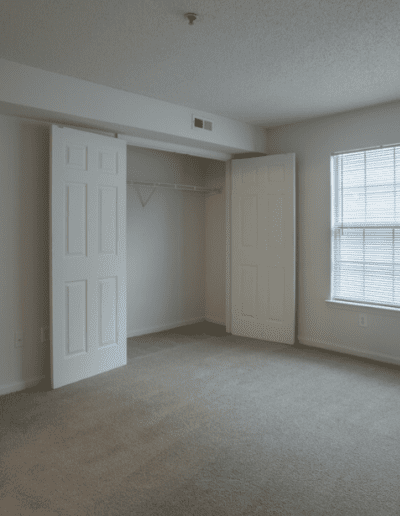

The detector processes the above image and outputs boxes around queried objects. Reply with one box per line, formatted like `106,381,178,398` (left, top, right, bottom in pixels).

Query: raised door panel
65,183,88,257
240,265,258,318
51,126,127,389
65,143,88,171
241,194,258,248
99,186,118,255
266,194,285,264
231,154,295,345
97,148,118,175
267,267,285,323
65,280,87,355
98,277,118,347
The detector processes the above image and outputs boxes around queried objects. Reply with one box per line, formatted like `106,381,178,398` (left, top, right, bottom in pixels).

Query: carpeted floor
1,322,400,515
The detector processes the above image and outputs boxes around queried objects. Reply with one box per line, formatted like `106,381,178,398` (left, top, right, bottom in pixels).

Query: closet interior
126,145,226,339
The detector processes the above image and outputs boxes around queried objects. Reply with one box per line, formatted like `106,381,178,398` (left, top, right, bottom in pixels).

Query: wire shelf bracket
127,180,222,207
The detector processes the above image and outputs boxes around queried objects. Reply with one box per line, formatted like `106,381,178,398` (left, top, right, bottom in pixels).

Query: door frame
225,160,232,333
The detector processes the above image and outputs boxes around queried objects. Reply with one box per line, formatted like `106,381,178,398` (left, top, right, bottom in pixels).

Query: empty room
1,1,400,515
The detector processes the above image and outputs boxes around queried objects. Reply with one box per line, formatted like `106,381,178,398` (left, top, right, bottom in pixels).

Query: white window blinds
331,145,400,307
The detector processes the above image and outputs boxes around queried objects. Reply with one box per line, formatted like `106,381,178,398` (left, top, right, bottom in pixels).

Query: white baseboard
298,336,400,367
127,317,206,338
0,375,45,396
205,315,226,326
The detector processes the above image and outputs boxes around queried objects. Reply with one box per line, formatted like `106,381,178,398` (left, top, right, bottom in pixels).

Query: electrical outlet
359,314,368,327
15,331,24,348
41,326,50,343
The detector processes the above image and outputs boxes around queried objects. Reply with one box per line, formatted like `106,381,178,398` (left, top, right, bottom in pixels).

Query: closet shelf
127,180,222,195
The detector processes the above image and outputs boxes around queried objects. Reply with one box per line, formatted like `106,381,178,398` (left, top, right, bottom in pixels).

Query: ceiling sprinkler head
184,12,197,25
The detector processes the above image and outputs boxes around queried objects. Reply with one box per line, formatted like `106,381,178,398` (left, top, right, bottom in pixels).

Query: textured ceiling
1,0,400,127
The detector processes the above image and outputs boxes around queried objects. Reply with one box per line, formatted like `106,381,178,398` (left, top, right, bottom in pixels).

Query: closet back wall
126,146,213,337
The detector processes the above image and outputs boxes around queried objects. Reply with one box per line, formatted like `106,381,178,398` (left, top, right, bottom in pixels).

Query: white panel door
50,126,127,389
231,154,296,344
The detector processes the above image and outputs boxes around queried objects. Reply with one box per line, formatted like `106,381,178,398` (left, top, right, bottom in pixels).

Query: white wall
0,58,267,156
0,112,227,394
0,114,50,394
205,161,226,325
264,100,400,365
126,146,212,336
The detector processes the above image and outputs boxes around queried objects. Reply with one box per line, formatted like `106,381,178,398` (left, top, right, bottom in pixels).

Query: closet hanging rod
126,180,222,194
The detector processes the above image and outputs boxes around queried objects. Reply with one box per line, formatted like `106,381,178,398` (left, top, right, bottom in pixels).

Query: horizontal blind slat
332,145,400,307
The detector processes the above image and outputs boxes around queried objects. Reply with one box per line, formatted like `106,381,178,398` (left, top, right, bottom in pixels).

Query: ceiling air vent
192,115,213,132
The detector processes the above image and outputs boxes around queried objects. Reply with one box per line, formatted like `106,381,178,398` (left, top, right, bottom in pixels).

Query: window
330,144,400,309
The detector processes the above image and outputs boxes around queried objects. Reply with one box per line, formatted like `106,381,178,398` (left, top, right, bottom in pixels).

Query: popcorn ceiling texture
1,0,400,126
1,322,400,515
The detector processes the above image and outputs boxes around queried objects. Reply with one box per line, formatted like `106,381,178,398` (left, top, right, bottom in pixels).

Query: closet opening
126,145,227,344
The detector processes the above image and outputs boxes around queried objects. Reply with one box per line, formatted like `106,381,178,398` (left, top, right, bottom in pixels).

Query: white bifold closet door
50,126,127,389
231,154,296,344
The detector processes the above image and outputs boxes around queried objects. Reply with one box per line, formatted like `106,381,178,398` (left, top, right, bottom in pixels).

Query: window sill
326,299,400,315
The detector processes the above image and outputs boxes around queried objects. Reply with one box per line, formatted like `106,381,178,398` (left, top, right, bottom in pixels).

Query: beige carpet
1,322,400,515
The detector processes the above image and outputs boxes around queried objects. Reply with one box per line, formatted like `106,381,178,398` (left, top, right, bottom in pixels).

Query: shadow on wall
18,123,51,384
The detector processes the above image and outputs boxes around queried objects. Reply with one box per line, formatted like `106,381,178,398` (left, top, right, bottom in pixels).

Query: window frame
327,143,400,312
